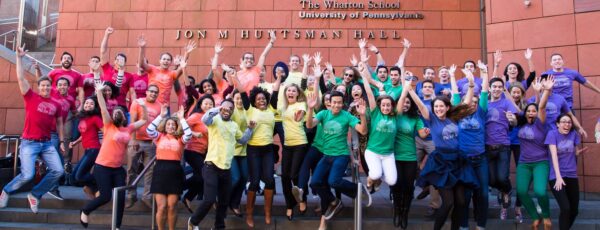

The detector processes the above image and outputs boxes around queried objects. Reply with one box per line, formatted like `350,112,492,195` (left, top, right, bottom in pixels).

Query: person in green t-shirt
391,79,430,228
358,62,398,194
306,90,371,230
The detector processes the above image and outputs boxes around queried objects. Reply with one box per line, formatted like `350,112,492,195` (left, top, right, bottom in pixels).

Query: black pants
247,145,275,191
510,144,522,207
190,163,231,229
391,161,417,211
282,144,308,209
82,164,126,228
434,184,466,230
550,178,579,230
183,150,205,201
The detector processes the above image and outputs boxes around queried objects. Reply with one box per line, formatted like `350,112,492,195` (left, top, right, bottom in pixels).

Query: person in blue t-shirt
416,67,443,98
542,53,600,109
457,60,483,98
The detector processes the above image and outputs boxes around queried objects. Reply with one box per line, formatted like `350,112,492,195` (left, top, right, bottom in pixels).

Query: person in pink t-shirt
234,30,277,94
81,56,101,98
47,51,83,108
137,34,196,109
100,27,136,108
0,45,65,214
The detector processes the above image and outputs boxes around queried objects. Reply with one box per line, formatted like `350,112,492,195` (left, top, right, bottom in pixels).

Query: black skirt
150,160,184,195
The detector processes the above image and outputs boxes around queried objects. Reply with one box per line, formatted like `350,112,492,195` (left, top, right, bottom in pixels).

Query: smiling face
343,69,354,84
324,94,331,109
159,53,172,69
330,95,344,114
56,78,70,96
286,85,299,103
200,97,214,112
402,97,411,113
202,82,214,94
220,100,234,121
165,119,178,135
491,81,504,99
38,79,52,98
242,53,255,68
438,68,449,82
390,70,401,86
146,86,159,103
507,64,518,79
551,54,564,70
289,56,300,71
255,93,267,110
83,98,96,112
464,62,476,73
423,68,435,80
233,93,243,109
103,85,112,98
556,115,572,134
379,98,393,115
61,54,73,69
510,87,523,103
433,100,449,119
114,55,126,68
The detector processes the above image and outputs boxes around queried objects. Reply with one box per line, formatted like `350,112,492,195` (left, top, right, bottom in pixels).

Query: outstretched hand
94,80,106,92
16,44,27,57
160,104,168,118
214,42,224,54
176,105,185,119
313,52,322,65
524,48,533,60
307,92,318,109
358,38,367,49
137,34,146,47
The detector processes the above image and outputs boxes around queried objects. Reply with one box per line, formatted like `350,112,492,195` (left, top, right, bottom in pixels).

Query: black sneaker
47,189,64,201
416,189,430,200
187,217,199,230
324,199,343,220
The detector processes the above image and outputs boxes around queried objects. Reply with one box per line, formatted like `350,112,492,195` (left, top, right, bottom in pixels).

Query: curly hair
249,86,271,108
198,78,218,94
157,117,184,137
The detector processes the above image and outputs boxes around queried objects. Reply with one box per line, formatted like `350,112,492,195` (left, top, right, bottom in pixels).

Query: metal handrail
37,22,57,32
111,156,157,230
0,135,21,177
0,30,17,51
351,150,363,230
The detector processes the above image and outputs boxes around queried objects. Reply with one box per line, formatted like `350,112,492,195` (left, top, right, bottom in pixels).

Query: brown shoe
531,219,540,230
264,189,274,225
543,218,552,230
246,191,256,228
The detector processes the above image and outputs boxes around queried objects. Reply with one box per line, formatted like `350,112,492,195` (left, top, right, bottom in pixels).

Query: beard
62,61,72,69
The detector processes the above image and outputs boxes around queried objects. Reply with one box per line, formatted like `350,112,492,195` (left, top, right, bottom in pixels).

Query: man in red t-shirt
81,56,101,98
125,85,162,208
0,45,65,214
48,51,83,108
100,27,136,109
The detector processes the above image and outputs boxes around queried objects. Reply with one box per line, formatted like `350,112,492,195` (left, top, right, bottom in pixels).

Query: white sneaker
0,190,9,208
27,193,39,213
292,186,303,203
360,184,372,207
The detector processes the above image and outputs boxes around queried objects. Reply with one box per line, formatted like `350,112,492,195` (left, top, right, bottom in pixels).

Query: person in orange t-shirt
81,80,148,229
137,34,196,108
181,94,214,212
234,30,277,94
146,105,192,230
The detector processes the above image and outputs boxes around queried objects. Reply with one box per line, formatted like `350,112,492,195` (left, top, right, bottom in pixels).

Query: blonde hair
157,117,184,137
282,83,306,109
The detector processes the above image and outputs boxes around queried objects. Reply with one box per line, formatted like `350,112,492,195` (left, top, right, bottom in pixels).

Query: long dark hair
517,103,538,127
102,82,119,99
77,96,101,118
402,94,419,118
503,62,525,82
376,94,396,116
190,94,215,115
198,78,218,94
431,97,472,122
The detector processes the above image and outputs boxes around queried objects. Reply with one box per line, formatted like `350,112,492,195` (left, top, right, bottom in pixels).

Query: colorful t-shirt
78,115,103,149
457,92,488,156
95,123,135,168
457,76,482,98
185,112,208,154
238,66,261,94
275,72,304,121
542,68,587,108
416,81,444,99
101,63,134,107
545,129,580,180
527,94,570,130
315,110,360,156
130,99,162,141
247,106,275,146
81,73,96,98
48,68,83,100
155,134,185,161
518,118,548,163
383,83,403,101
22,89,62,140
486,98,518,145
232,108,248,156
205,115,243,169
50,89,76,123
426,110,459,151
394,114,424,161
366,109,397,155
132,73,149,99
147,66,178,105
282,102,308,146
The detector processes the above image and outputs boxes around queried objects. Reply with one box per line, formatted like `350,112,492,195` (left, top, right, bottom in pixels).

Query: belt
22,137,51,142
486,145,506,150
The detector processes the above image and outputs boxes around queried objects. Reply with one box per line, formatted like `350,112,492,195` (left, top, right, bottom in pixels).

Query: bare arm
396,80,411,114
176,41,197,77
525,48,535,73
549,144,565,191
100,27,113,66
409,89,430,120
353,99,368,135
257,30,276,68
211,42,224,84
583,81,600,94
492,50,502,79
94,81,112,124
137,34,150,71
305,92,320,129
359,62,377,111
15,45,30,95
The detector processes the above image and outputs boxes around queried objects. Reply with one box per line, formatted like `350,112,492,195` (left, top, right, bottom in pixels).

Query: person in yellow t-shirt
227,89,249,217
227,67,281,227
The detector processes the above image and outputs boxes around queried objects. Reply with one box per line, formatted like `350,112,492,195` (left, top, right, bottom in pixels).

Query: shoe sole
291,187,303,203
47,193,64,201
324,202,343,220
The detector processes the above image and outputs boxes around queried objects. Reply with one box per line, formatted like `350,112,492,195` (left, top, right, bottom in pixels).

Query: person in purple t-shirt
492,49,537,91
595,117,600,143
485,77,519,219
457,60,483,98
515,77,553,230
546,113,588,230
542,53,600,109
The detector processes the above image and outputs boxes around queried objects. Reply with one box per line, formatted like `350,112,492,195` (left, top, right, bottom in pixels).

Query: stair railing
0,135,21,177
111,156,157,230
351,150,362,230
0,30,17,51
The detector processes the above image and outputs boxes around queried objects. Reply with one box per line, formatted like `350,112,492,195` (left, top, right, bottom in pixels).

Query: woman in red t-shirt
80,81,148,229
69,96,103,199
146,105,192,230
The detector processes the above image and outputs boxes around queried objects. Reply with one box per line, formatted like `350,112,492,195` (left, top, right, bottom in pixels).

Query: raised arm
100,27,113,66
492,50,502,79
302,53,311,80
176,41,197,77
461,68,475,106
202,107,220,126
359,62,376,111
15,45,30,95
479,60,489,93
449,64,459,95
305,92,320,129
210,42,224,84
369,44,385,67
270,69,282,109
408,87,430,120
94,81,112,124
396,38,411,69
525,48,535,73
137,34,150,71
176,106,192,143
146,105,166,139
396,80,411,114
353,99,368,135
538,76,553,123
257,30,276,68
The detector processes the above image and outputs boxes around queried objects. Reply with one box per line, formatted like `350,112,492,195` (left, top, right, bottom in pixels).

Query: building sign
175,0,423,41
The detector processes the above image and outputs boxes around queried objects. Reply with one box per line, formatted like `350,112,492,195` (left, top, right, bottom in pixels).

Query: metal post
111,188,118,230
151,196,156,230
16,0,25,47
13,139,19,177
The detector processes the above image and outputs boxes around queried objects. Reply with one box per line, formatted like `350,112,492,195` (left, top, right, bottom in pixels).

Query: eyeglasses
344,73,354,77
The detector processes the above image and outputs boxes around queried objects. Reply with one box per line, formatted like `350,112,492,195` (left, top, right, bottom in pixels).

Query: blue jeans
462,154,489,228
73,148,99,188
247,145,275,191
486,145,512,195
310,155,356,210
3,139,64,199
298,146,324,201
229,156,248,209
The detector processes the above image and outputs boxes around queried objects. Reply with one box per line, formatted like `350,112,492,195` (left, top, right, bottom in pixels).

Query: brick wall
486,0,600,194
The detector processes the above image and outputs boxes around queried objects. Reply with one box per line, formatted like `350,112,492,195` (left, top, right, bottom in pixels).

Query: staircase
2,184,600,229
